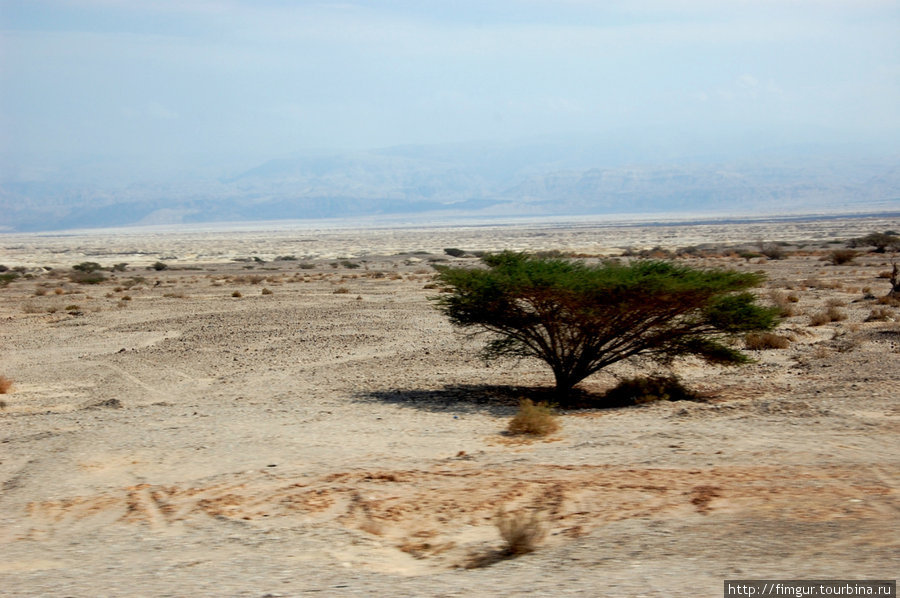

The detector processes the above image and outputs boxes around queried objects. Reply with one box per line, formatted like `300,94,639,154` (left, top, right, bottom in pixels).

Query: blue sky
1,0,898,181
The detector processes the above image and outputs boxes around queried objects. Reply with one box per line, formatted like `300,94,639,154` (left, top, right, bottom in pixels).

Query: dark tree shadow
354,383,625,415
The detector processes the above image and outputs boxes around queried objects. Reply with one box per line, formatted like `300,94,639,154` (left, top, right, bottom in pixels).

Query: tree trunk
890,262,899,296
552,367,587,404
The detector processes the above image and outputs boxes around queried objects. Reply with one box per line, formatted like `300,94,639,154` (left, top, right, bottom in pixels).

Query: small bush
759,243,786,260
865,307,895,322
299,263,315,270
809,306,846,326
507,399,559,436
876,294,900,307
0,376,13,394
69,271,107,285
495,509,547,556
261,287,273,295
444,248,467,258
341,260,361,269
231,290,242,298
745,332,790,350
601,375,698,406
828,249,857,265
769,291,798,317
275,255,297,261
151,261,168,271
848,232,900,253
73,261,103,273
333,287,350,294
112,263,128,272
0,272,21,286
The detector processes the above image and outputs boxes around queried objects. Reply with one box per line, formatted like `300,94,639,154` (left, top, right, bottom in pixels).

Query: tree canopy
432,251,779,401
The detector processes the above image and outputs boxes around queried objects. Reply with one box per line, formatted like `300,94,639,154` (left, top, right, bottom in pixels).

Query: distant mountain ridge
2,139,898,232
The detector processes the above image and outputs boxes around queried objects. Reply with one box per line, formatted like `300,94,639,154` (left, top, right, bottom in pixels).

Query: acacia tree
433,252,779,401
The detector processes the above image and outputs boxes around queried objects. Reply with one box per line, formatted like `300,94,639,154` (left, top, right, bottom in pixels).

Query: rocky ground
0,217,897,597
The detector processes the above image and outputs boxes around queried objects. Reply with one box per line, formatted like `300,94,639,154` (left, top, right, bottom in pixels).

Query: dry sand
1,216,898,596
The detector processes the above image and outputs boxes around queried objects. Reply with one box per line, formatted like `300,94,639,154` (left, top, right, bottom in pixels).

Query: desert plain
0,215,898,597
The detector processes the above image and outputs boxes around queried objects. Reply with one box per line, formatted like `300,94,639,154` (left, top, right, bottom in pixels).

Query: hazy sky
1,0,898,180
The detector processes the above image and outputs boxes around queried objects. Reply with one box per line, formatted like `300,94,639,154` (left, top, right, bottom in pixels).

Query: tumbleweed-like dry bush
507,399,559,436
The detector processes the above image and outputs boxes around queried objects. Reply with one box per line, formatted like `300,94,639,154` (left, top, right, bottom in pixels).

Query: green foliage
69,271,107,285
0,272,20,286
601,375,699,406
433,251,777,400
73,261,103,273
848,232,900,253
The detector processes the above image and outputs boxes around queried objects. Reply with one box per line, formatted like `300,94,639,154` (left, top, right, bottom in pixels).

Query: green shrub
73,262,103,273
0,272,20,286
601,375,699,406
69,271,107,285
848,232,900,253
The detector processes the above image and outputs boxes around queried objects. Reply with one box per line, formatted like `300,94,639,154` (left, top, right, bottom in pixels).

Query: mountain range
2,138,898,232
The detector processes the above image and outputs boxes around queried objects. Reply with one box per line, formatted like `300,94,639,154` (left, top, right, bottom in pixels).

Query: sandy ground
1,217,898,597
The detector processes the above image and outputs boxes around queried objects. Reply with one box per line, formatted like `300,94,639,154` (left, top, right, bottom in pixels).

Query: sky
1,0,899,182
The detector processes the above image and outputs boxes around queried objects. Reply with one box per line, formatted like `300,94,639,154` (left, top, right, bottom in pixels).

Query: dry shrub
22,302,41,314
745,332,791,350
877,270,892,279
877,294,900,307
261,287,273,295
333,287,350,294
507,399,559,436
769,291,798,317
0,376,13,394
495,509,547,556
828,249,857,265
231,290,242,298
813,345,832,359
866,307,895,322
809,306,846,326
